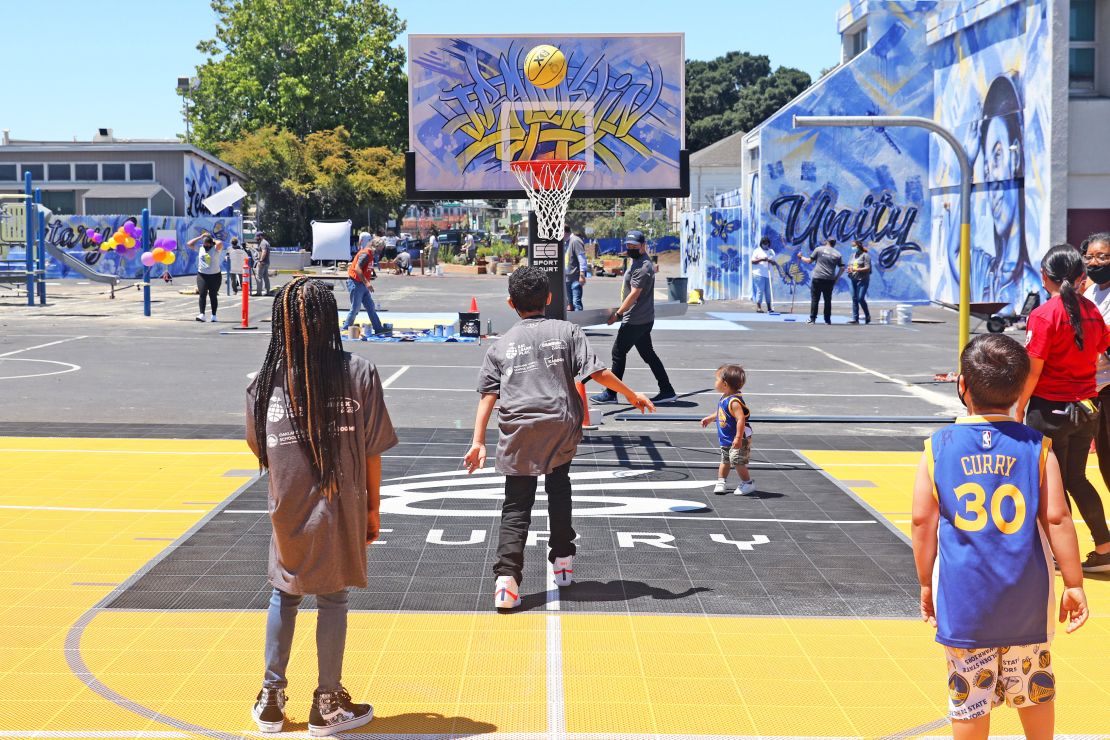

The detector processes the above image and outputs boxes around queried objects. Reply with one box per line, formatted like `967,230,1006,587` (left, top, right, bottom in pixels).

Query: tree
219,125,405,245
685,51,811,152
188,0,407,151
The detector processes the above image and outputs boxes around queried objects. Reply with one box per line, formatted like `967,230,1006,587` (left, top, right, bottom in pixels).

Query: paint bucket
348,324,362,340
458,311,481,338
688,288,703,305
435,264,445,276
895,303,914,325
433,324,443,337
879,309,893,324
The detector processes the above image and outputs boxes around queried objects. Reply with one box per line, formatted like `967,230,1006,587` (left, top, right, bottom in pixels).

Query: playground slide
44,241,119,287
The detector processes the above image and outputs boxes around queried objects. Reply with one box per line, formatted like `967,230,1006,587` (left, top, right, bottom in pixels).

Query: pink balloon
89,231,103,244
140,252,156,267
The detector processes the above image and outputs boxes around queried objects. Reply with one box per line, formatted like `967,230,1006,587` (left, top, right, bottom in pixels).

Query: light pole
176,76,199,140
792,115,972,367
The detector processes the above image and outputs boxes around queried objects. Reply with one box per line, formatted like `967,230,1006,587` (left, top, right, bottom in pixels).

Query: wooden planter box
441,263,485,275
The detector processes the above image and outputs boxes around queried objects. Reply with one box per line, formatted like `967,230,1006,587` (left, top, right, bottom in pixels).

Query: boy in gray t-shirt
465,266,655,610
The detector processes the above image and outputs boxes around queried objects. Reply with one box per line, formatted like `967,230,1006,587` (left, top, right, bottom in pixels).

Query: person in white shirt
228,238,248,294
425,232,439,274
750,237,776,313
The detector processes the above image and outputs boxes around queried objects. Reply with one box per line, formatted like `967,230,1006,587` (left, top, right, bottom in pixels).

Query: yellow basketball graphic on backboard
525,45,567,89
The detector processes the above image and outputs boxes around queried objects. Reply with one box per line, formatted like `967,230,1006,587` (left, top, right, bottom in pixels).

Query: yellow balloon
100,243,111,251
124,237,135,248
163,251,176,265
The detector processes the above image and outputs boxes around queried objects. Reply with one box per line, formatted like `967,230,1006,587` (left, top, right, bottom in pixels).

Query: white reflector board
311,220,353,261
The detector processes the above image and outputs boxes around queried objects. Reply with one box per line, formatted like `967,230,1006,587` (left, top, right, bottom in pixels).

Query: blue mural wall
39,215,241,279
184,155,235,217
753,0,936,304
681,207,742,300
929,0,1051,308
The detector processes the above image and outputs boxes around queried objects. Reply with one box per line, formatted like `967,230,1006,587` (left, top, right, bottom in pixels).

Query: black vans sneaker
1081,550,1110,573
251,687,287,733
308,687,373,737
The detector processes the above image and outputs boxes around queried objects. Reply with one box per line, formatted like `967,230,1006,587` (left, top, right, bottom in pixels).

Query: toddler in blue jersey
912,334,1089,739
701,364,755,495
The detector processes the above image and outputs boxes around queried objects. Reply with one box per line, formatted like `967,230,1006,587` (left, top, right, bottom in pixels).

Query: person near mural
464,266,654,609
912,333,1088,736
1015,245,1110,573
228,238,247,294
1080,233,1110,572
847,240,872,325
591,230,678,405
424,231,439,275
802,239,844,325
254,233,272,296
341,239,385,337
563,225,587,311
750,237,775,313
187,232,225,322
700,364,755,495
246,277,397,735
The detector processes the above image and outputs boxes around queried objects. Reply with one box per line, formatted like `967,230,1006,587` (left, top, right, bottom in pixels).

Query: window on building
129,162,154,181
101,163,126,181
0,164,16,181
21,164,44,182
48,163,71,181
1070,0,1097,93
74,163,98,180
851,28,867,57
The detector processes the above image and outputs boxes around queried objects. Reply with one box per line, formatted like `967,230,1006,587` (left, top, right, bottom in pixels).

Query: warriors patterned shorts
944,642,1054,720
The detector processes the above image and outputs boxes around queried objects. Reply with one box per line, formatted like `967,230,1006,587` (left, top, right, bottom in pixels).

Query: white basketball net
510,161,586,241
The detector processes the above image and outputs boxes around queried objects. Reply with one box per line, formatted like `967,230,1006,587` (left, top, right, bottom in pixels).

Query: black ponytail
1041,244,1087,351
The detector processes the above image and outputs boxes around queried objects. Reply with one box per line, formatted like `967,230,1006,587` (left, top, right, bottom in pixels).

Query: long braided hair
252,277,352,496
1040,244,1087,351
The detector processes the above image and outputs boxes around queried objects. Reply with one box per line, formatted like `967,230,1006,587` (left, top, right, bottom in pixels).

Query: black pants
611,321,674,395
494,462,576,585
1027,395,1110,546
197,272,222,315
810,278,834,323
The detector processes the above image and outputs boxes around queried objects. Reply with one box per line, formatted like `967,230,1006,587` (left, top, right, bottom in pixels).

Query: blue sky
0,0,845,142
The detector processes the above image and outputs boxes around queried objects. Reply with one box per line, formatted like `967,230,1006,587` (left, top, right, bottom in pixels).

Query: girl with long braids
246,277,397,736
1017,245,1110,573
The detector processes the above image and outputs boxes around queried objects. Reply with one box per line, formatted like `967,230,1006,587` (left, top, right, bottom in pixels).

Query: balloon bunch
141,236,178,268
90,221,146,260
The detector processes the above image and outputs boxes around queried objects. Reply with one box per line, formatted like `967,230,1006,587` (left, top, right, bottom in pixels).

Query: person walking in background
254,233,272,296
187,232,224,322
463,232,476,264
1081,232,1110,572
228,238,247,294
591,230,678,405
1016,244,1110,573
563,224,587,311
247,277,397,736
847,240,872,325
750,237,775,313
341,237,385,337
425,231,439,275
802,238,845,325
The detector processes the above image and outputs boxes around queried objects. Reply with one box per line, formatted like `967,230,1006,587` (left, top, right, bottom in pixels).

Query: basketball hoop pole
527,210,567,321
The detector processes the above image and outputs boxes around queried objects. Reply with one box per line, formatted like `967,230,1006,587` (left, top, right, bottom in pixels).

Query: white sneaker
736,479,756,495
712,479,727,495
195,313,205,322
552,556,574,587
209,314,218,322
494,575,521,610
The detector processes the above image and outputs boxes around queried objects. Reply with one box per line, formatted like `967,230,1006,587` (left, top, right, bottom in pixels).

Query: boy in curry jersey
911,334,1088,740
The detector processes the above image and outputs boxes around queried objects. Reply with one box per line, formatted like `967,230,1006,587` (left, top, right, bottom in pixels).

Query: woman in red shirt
1016,244,1110,571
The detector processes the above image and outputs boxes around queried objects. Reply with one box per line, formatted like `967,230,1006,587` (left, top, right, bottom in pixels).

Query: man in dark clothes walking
802,238,846,324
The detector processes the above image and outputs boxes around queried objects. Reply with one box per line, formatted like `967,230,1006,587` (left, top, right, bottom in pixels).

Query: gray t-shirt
622,256,656,324
478,317,606,476
849,249,871,281
564,234,586,280
810,245,845,281
246,353,398,595
197,244,224,275
257,239,271,266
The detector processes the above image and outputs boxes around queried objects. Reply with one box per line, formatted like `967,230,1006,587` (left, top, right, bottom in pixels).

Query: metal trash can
666,276,688,303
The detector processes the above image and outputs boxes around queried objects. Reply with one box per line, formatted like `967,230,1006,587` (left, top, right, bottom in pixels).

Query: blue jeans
850,278,870,322
263,588,348,693
343,279,384,333
751,275,772,310
566,279,584,311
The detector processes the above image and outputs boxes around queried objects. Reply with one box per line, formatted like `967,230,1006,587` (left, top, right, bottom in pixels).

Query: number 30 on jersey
953,483,1026,534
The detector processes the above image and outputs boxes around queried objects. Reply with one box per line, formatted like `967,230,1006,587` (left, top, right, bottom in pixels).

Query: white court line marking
0,358,81,380
808,345,961,413
375,363,865,374
546,615,567,739
382,386,908,398
381,365,410,388
220,509,872,524
0,335,87,358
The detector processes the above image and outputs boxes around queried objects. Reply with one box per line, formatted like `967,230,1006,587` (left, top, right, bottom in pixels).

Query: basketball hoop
509,160,586,241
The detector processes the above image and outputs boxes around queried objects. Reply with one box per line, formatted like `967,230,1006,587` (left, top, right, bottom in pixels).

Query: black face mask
1087,263,1110,285
627,248,642,258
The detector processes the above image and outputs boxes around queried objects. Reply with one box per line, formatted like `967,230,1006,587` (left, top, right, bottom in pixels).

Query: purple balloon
164,239,177,251
153,238,164,250
89,231,103,244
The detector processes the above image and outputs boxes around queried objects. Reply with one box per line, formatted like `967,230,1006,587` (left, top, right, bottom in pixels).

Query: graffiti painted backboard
407,34,687,198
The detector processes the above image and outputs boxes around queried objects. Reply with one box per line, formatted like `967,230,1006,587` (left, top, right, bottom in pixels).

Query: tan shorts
720,438,751,467
944,643,1054,720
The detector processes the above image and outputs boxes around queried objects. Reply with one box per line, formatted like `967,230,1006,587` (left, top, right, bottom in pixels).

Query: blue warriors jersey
716,394,751,447
927,416,1055,648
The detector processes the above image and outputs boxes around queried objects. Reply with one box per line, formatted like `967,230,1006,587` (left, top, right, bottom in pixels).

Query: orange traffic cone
469,297,479,312
577,382,598,430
